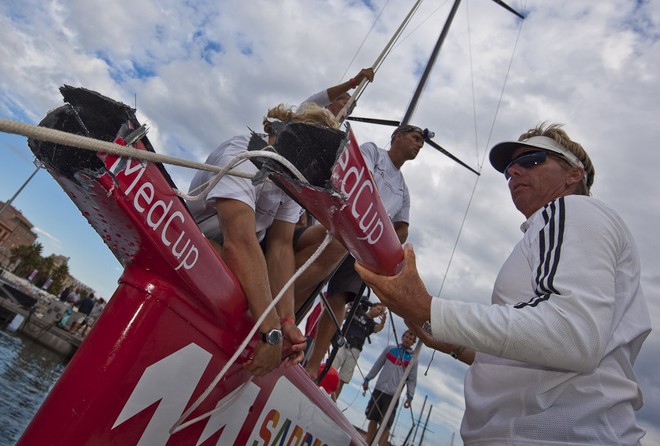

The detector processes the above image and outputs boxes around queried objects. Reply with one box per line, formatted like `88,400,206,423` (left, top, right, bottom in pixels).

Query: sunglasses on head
504,151,547,180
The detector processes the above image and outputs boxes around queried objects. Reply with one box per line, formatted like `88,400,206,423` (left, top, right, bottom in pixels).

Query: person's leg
304,294,348,377
329,343,347,400
378,427,390,446
304,256,364,377
379,394,397,446
334,346,359,400
293,224,346,310
365,392,379,444
69,317,83,333
366,420,378,444
333,380,349,401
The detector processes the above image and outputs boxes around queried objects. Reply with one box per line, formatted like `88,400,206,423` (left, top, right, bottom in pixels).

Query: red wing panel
272,128,404,276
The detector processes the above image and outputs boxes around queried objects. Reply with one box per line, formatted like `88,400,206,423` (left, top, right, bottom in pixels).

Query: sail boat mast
401,0,463,125
402,0,525,124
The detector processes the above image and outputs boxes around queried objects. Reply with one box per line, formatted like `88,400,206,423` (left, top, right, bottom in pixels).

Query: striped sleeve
431,197,621,372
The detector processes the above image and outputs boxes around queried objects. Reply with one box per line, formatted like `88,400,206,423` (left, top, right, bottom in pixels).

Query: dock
0,270,83,359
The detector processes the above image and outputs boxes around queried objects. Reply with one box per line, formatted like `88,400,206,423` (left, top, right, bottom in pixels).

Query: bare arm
216,198,281,376
264,219,306,366
325,67,374,101
394,221,409,244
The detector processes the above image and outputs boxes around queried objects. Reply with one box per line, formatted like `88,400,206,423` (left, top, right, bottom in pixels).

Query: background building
0,201,37,270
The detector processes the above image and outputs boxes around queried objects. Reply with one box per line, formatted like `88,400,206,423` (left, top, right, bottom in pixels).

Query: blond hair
263,102,340,135
519,123,595,194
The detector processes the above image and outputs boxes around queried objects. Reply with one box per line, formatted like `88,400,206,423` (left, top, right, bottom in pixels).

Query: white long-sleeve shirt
430,195,651,445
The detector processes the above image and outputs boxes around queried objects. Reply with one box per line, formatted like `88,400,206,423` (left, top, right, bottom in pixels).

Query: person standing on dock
58,287,71,303
66,288,80,306
69,292,95,333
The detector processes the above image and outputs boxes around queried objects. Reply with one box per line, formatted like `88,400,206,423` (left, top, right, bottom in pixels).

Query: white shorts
331,344,362,383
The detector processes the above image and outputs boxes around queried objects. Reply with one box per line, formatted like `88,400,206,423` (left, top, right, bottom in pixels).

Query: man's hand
403,398,412,409
355,244,431,326
282,320,307,367
354,67,375,84
244,342,282,377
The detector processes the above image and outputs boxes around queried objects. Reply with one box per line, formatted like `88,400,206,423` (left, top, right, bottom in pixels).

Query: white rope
175,150,306,202
170,231,335,434
0,118,306,184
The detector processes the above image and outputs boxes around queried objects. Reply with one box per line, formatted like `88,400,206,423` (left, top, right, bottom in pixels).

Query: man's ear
566,166,585,186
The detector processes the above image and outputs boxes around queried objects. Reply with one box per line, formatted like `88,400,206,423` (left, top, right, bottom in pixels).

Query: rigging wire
467,0,482,169
339,0,393,82
434,5,526,300
483,14,526,161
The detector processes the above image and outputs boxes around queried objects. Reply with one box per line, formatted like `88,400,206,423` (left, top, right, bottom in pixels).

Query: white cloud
1,0,659,444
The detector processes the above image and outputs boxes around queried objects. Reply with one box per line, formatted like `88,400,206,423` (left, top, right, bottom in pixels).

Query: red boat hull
19,86,402,445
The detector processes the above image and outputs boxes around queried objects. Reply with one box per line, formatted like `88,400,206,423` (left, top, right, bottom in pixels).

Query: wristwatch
422,320,432,336
260,328,283,345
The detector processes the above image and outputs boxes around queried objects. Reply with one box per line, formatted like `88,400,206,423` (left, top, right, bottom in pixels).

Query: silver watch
422,320,432,336
260,328,283,345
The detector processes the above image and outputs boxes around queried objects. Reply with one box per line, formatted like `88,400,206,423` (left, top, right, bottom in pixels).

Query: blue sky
1,0,659,444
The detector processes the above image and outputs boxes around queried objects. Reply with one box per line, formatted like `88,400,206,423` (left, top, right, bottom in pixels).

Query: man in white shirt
303,124,425,379
356,123,651,445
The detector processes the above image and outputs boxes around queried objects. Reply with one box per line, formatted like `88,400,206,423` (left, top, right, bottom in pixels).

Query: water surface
0,328,66,446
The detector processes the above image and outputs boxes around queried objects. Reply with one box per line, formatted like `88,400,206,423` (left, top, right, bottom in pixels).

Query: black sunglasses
504,151,547,180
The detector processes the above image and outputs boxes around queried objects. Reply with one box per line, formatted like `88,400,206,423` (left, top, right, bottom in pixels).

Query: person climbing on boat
186,102,340,377
302,123,426,380
356,123,652,445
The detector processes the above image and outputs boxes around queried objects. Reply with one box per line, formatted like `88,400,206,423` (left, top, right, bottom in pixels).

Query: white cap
489,135,585,173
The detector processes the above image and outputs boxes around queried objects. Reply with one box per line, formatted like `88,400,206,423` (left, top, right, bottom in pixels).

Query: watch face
422,321,432,336
263,329,282,345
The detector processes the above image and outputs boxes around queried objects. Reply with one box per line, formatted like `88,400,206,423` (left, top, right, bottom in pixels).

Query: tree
50,263,70,295
10,243,43,277
35,256,55,289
